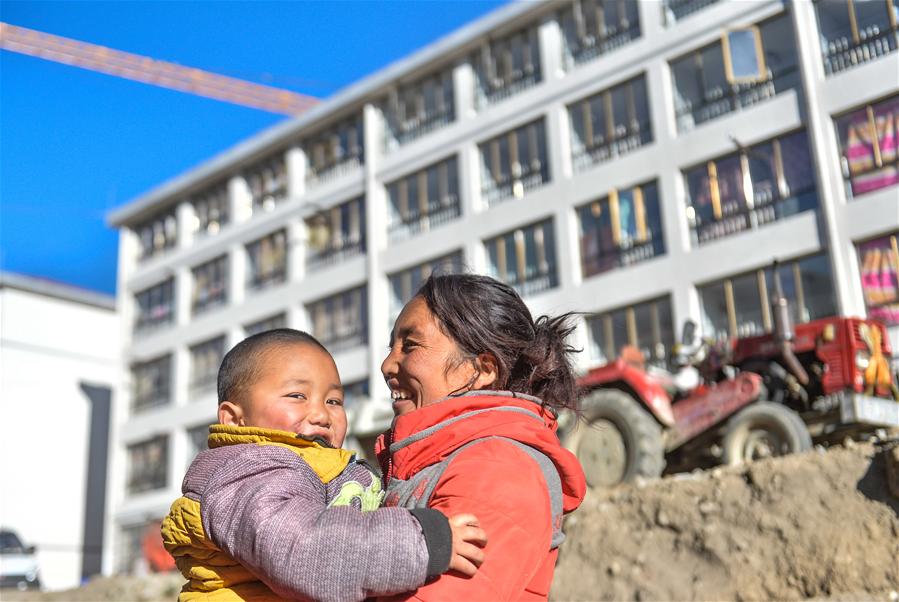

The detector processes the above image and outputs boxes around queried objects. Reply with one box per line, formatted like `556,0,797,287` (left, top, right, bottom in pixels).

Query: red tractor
567,269,899,488
565,321,809,488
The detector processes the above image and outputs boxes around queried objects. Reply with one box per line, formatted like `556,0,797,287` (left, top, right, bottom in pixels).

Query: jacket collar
208,424,355,483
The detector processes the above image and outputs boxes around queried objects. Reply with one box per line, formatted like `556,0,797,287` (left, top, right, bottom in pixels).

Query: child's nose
307,399,331,426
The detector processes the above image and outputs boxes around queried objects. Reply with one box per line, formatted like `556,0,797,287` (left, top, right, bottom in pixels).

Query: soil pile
0,573,183,602
552,441,899,601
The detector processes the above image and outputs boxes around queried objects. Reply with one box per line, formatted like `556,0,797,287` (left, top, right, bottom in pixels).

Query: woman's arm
383,439,555,601
201,445,442,602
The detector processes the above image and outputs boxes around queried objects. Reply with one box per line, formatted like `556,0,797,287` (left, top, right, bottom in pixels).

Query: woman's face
381,296,481,416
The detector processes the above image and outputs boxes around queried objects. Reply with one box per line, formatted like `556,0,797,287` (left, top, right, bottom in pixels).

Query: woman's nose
381,346,398,378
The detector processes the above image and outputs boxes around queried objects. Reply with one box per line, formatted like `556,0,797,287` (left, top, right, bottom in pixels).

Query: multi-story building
105,0,899,574
1,272,117,589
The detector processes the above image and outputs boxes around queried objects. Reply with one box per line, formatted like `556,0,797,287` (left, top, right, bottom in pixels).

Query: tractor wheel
565,388,665,488
722,402,811,466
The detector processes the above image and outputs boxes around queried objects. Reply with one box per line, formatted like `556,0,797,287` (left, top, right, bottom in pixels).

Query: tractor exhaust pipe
771,261,809,385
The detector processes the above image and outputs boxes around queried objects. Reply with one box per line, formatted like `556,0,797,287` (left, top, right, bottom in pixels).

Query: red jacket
376,392,586,601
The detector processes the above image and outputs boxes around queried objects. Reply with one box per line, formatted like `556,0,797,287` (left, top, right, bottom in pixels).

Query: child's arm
199,445,472,602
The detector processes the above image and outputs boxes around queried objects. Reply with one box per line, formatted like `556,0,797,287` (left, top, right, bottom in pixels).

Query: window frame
126,435,169,495
486,219,558,297
131,354,172,414
189,335,226,394
191,255,229,315
305,197,366,270
246,229,288,290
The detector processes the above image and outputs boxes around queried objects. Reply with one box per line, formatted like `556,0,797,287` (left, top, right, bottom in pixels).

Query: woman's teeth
391,390,411,401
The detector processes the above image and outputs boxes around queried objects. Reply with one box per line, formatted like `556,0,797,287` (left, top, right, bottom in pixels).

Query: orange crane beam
0,22,318,116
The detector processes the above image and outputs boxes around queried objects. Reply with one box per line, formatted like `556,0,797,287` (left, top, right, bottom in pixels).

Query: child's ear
218,401,243,426
473,353,499,390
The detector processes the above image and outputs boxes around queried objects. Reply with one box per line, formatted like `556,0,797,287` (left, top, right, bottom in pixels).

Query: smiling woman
378,274,587,601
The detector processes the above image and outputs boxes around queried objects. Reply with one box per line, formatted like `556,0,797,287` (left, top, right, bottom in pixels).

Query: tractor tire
722,402,812,466
565,388,665,488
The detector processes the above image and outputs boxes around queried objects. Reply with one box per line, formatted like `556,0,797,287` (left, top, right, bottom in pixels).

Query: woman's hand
447,513,487,577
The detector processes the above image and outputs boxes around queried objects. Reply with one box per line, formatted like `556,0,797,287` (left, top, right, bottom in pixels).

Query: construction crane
0,22,318,116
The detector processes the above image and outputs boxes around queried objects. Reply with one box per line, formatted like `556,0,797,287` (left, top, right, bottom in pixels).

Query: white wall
0,285,117,591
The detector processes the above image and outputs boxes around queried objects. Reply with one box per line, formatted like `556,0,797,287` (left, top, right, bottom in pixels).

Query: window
116,522,154,574
245,313,287,337
815,0,898,75
247,230,288,289
473,25,541,107
387,157,460,241
135,208,177,261
305,114,364,183
559,0,641,67
480,120,549,206
131,355,171,414
684,130,817,245
192,255,228,314
664,0,721,24
587,297,675,367
305,197,366,270
835,95,899,198
578,181,665,277
699,253,837,340
308,286,368,352
190,336,225,394
187,424,210,464
126,435,168,494
671,13,799,131
569,75,652,170
388,252,464,320
486,219,558,297
384,68,455,148
343,379,370,409
191,185,229,237
246,155,288,214
134,278,175,333
857,233,899,327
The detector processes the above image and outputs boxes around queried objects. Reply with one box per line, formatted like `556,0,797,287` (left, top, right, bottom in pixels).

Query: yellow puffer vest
161,424,355,601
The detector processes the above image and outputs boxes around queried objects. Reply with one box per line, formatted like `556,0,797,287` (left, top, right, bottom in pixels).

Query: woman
377,274,587,600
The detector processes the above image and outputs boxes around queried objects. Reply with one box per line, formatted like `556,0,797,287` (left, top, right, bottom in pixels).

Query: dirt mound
552,442,899,601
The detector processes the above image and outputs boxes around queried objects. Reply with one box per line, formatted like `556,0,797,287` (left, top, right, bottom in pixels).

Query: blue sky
0,0,507,294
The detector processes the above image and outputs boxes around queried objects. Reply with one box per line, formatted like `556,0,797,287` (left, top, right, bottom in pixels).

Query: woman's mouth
389,387,417,414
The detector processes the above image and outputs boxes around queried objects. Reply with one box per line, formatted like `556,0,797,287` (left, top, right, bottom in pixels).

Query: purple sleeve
200,445,430,602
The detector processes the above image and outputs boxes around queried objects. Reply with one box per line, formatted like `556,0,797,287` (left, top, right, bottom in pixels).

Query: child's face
220,342,348,447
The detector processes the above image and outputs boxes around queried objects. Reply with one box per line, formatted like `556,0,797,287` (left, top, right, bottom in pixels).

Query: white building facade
0,273,117,590
106,0,899,574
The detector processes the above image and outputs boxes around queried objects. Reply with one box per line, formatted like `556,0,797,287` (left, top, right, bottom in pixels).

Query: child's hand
447,513,487,577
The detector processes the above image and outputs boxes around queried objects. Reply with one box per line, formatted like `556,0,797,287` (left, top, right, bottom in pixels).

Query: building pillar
228,243,246,308
453,61,476,122
790,0,858,315
229,175,252,225
286,145,307,200
538,15,564,82
176,201,195,250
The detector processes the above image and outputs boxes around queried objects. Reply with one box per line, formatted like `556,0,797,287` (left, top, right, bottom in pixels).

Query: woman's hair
416,273,579,412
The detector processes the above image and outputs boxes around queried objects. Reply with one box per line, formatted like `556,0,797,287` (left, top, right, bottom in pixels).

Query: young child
162,329,486,602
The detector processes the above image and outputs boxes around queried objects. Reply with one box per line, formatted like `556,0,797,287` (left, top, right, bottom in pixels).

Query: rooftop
0,271,116,310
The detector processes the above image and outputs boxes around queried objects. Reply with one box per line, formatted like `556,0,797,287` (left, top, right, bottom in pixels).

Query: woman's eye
402,339,420,351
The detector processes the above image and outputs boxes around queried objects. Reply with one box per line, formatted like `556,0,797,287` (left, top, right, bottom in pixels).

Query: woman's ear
473,353,499,389
218,401,244,426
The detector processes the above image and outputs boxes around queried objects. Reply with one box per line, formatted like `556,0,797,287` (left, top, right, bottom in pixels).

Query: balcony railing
388,199,461,242
582,237,665,278
676,67,799,132
476,72,540,109
307,156,363,186
573,126,653,172
306,241,365,271
134,304,174,334
132,391,170,414
509,271,558,298
320,329,367,353
689,187,817,246
387,109,454,148
193,286,227,315
483,166,549,207
664,0,720,24
564,24,641,67
249,266,287,291
823,28,899,76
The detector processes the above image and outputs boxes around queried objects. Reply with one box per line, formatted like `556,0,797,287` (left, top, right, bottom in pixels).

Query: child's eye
326,398,344,406
286,393,307,400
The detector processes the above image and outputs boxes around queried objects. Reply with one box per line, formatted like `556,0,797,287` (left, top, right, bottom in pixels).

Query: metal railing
572,127,653,172
388,199,462,242
134,305,174,334
476,72,541,108
823,28,899,76
306,241,365,271
306,156,363,186
689,187,817,246
387,109,455,148
249,266,287,291
581,236,665,278
564,24,641,68
510,271,558,298
483,166,549,207
664,0,720,24
676,67,799,132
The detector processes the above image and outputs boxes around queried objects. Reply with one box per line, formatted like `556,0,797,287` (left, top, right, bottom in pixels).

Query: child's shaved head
218,328,327,404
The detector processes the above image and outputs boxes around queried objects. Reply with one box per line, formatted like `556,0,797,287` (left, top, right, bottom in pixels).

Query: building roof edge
0,272,117,310
106,0,544,228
